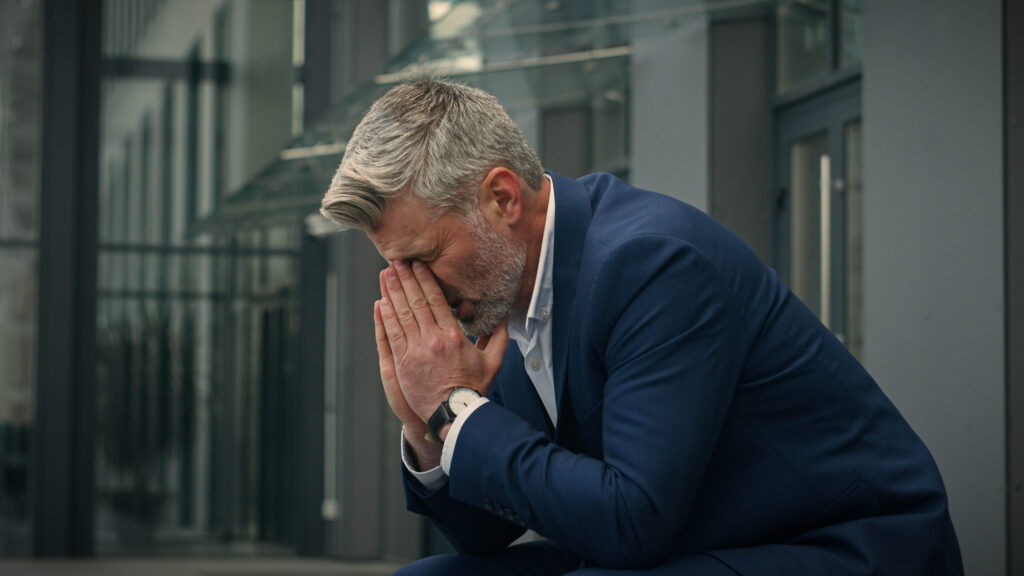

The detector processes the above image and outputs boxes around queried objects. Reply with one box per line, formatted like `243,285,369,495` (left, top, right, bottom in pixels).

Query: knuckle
443,327,464,345
425,335,445,354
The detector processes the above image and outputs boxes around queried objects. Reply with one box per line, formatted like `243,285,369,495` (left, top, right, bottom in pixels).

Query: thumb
480,319,509,367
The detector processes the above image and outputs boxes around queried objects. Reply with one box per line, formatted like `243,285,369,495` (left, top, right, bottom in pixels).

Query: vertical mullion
829,0,840,72
34,0,101,556
1005,0,1024,572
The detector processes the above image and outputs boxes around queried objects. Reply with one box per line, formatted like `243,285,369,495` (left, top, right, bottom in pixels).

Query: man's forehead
367,195,437,261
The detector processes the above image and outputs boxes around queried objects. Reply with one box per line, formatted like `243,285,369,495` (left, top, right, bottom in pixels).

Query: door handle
820,154,831,330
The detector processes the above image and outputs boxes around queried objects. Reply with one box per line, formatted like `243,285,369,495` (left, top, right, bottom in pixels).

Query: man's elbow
588,514,676,569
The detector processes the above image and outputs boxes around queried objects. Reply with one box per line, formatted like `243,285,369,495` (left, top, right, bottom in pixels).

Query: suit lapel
547,172,593,439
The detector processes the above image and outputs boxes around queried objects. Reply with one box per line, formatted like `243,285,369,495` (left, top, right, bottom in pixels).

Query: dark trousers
394,540,739,575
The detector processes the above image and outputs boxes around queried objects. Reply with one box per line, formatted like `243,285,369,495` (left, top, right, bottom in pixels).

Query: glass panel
0,248,36,541
0,0,42,554
0,3,42,242
839,0,863,69
776,0,831,93
789,132,829,317
844,120,863,359
97,0,301,555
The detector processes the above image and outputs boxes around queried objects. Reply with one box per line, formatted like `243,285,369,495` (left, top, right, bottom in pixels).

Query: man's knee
393,554,488,576
394,541,581,576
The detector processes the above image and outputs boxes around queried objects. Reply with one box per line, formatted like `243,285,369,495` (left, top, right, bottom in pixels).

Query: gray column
630,18,709,211
33,0,101,557
1006,0,1024,573
862,1,1004,574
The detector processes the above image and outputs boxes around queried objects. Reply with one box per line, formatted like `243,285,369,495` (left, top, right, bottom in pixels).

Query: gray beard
457,210,526,339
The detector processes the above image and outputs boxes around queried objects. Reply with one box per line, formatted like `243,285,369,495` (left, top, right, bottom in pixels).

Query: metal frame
33,0,101,556
295,232,326,556
101,57,229,82
1006,0,1024,572
303,0,332,126
774,81,860,336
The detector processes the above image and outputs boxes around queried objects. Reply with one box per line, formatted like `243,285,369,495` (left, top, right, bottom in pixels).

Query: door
776,82,863,356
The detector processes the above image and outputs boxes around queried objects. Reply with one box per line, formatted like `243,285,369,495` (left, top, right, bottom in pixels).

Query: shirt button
530,359,541,371
540,308,550,320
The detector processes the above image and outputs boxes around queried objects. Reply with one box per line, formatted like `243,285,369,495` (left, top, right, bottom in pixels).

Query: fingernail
412,260,425,271
385,267,398,280
393,260,408,270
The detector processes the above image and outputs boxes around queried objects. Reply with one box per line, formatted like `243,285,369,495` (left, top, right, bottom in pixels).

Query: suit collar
547,171,594,431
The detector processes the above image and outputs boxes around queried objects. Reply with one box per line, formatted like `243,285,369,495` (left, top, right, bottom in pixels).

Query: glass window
776,0,831,93
839,0,863,69
96,0,301,554
0,0,42,553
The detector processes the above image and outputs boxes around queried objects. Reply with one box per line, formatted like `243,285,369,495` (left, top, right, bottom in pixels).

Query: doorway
776,82,862,356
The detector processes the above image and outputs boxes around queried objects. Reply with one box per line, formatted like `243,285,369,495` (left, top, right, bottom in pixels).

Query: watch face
448,388,481,415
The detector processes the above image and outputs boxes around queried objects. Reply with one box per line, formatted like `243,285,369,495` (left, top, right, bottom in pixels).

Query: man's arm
443,237,744,568
377,241,743,567
374,260,525,553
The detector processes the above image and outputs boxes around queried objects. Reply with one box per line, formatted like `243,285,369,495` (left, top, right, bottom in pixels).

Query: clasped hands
373,259,508,464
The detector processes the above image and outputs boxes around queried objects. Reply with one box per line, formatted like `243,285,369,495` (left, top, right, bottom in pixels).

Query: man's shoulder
568,172,722,253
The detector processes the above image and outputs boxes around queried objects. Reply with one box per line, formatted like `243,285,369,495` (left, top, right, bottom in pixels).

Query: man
319,78,963,575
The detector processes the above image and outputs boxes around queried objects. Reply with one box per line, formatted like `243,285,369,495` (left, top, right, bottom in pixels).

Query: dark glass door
776,82,863,356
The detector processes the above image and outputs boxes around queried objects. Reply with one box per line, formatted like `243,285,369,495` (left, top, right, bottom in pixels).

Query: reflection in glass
840,0,863,69
789,132,829,317
97,0,300,554
776,0,830,93
0,0,41,552
0,249,37,532
844,121,863,359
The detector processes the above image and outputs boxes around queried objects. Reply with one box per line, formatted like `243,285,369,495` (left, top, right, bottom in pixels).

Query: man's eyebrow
402,247,437,262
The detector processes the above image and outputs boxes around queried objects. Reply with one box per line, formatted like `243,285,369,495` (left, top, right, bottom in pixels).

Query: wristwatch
425,387,481,444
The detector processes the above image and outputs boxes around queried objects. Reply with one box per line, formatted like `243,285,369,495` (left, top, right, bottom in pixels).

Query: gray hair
320,78,544,231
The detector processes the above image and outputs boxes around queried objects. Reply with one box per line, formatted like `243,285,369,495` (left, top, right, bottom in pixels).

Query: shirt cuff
441,396,489,475
400,430,448,492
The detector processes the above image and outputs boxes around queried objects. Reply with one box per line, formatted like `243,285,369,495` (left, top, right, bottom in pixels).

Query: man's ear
478,167,523,226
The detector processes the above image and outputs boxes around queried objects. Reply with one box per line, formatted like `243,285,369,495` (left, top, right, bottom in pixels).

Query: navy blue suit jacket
403,172,963,574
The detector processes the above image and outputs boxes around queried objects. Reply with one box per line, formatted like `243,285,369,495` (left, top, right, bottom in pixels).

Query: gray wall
709,17,774,265
631,18,709,211
862,1,1004,574
1008,0,1024,571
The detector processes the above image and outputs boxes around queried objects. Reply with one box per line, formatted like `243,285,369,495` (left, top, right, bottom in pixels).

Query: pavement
0,558,402,576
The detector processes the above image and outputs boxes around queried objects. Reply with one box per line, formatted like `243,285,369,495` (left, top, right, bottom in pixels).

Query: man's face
368,194,526,338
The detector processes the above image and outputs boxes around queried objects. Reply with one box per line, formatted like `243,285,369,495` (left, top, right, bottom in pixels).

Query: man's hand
378,259,508,428
375,272,444,470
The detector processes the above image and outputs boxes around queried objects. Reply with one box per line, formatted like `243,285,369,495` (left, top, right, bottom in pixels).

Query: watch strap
425,401,455,444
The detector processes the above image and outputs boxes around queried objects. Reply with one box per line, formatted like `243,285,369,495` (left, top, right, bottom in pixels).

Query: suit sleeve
445,236,745,568
400,375,527,555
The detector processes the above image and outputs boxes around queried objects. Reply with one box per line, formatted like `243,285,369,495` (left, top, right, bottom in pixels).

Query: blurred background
0,0,1020,574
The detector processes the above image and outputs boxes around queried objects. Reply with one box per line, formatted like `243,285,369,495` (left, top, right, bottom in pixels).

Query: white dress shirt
403,175,557,490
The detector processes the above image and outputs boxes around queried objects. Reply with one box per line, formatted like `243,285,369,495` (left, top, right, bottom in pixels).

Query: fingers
382,265,418,333
378,270,408,356
392,260,438,333
411,260,458,330
376,300,425,428
373,300,396,379
480,319,510,369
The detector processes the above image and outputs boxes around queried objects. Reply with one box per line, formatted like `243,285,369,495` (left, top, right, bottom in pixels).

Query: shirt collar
509,175,556,340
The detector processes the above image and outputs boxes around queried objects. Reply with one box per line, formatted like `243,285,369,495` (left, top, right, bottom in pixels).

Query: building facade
0,1,1020,575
